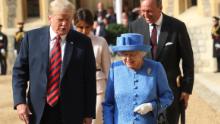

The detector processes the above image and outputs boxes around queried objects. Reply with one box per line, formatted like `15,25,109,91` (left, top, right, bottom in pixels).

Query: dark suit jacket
12,26,96,124
14,30,25,54
0,31,8,56
129,14,194,94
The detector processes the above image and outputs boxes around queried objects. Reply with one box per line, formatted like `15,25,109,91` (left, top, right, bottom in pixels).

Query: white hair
49,0,75,15
118,51,147,58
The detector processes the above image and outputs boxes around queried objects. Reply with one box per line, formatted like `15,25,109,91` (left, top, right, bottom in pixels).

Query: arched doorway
27,0,40,18
75,0,81,9
192,0,197,6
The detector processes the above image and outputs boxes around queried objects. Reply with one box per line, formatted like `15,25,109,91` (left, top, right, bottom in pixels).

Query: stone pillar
115,0,122,24
210,0,218,16
0,0,6,26
173,0,186,16
197,0,211,16
162,0,169,13
6,0,17,28
16,0,25,23
185,0,192,8
162,0,174,16
0,0,7,28
40,0,49,25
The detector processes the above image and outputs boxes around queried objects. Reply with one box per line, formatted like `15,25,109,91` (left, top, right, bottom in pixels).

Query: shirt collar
49,27,67,41
88,31,95,38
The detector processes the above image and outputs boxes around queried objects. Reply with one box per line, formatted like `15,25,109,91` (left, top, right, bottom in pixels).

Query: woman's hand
134,103,153,115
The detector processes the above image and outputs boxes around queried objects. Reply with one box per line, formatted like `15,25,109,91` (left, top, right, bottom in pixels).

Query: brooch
147,68,152,75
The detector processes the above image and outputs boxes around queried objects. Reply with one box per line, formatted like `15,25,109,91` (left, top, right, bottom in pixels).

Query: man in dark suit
129,0,194,124
0,24,8,75
14,22,25,55
94,2,107,24
12,0,96,124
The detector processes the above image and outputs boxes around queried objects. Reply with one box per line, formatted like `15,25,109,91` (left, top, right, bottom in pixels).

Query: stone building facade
1,0,220,29
163,0,220,17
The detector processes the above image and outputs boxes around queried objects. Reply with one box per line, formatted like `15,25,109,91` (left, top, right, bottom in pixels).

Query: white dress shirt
49,27,66,60
149,13,163,43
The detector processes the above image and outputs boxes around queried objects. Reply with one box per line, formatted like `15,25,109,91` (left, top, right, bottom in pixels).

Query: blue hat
111,33,151,52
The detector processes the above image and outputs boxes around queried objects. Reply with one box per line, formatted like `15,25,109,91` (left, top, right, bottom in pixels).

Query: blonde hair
49,0,75,15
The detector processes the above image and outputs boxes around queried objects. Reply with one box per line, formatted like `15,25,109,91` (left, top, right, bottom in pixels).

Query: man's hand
16,104,32,124
180,92,190,109
83,117,92,124
134,103,153,115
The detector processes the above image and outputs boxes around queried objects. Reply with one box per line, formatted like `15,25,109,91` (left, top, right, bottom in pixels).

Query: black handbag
157,110,169,124
156,82,169,124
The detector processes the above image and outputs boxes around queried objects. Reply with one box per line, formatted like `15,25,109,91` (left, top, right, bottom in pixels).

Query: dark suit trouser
166,88,181,124
0,54,7,75
40,100,63,124
217,57,220,72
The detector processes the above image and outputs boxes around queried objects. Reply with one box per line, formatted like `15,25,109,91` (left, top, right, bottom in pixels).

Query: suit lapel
61,30,74,79
140,17,151,45
156,14,169,60
145,22,151,45
40,27,50,76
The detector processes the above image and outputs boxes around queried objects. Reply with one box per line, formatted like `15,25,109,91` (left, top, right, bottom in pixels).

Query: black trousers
217,57,220,72
40,101,63,124
0,54,7,75
166,88,181,124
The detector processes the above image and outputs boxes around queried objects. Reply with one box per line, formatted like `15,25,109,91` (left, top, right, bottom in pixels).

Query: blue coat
103,59,173,124
12,27,96,124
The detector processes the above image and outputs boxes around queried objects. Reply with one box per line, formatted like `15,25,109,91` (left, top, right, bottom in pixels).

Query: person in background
0,24,8,75
93,20,107,37
12,0,96,124
211,16,220,73
73,8,111,124
131,7,141,21
129,0,194,124
14,22,25,55
105,6,116,24
93,2,107,38
122,12,129,28
94,2,107,24
103,33,173,124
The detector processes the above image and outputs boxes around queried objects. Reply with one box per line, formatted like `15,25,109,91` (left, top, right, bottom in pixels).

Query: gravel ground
1,75,220,124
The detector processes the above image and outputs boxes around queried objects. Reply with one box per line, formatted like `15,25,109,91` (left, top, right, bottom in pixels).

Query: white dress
89,32,111,124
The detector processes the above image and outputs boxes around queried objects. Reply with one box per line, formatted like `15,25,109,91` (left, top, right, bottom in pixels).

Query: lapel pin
70,42,74,45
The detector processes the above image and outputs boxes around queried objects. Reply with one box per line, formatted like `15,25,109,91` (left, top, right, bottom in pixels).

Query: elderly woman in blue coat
103,33,173,124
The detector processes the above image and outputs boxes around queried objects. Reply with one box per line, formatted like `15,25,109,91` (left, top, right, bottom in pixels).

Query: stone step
194,73,220,113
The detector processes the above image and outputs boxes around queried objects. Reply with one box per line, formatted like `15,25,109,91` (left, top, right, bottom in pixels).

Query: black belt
96,69,101,71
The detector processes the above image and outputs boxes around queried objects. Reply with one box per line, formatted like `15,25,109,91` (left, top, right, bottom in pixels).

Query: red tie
150,24,157,59
47,36,62,107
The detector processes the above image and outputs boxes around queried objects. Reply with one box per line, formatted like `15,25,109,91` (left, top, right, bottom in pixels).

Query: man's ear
48,15,52,22
160,6,163,11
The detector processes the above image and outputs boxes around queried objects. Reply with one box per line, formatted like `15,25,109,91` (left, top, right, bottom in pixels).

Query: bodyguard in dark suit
0,24,8,75
129,0,194,124
12,0,96,124
14,22,25,55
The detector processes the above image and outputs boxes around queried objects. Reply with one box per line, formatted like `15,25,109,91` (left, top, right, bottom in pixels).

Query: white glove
134,103,153,115
1,49,6,56
215,43,220,48
14,50,17,55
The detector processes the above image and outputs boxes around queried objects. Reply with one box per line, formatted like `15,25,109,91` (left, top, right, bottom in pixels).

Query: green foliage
105,23,128,45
